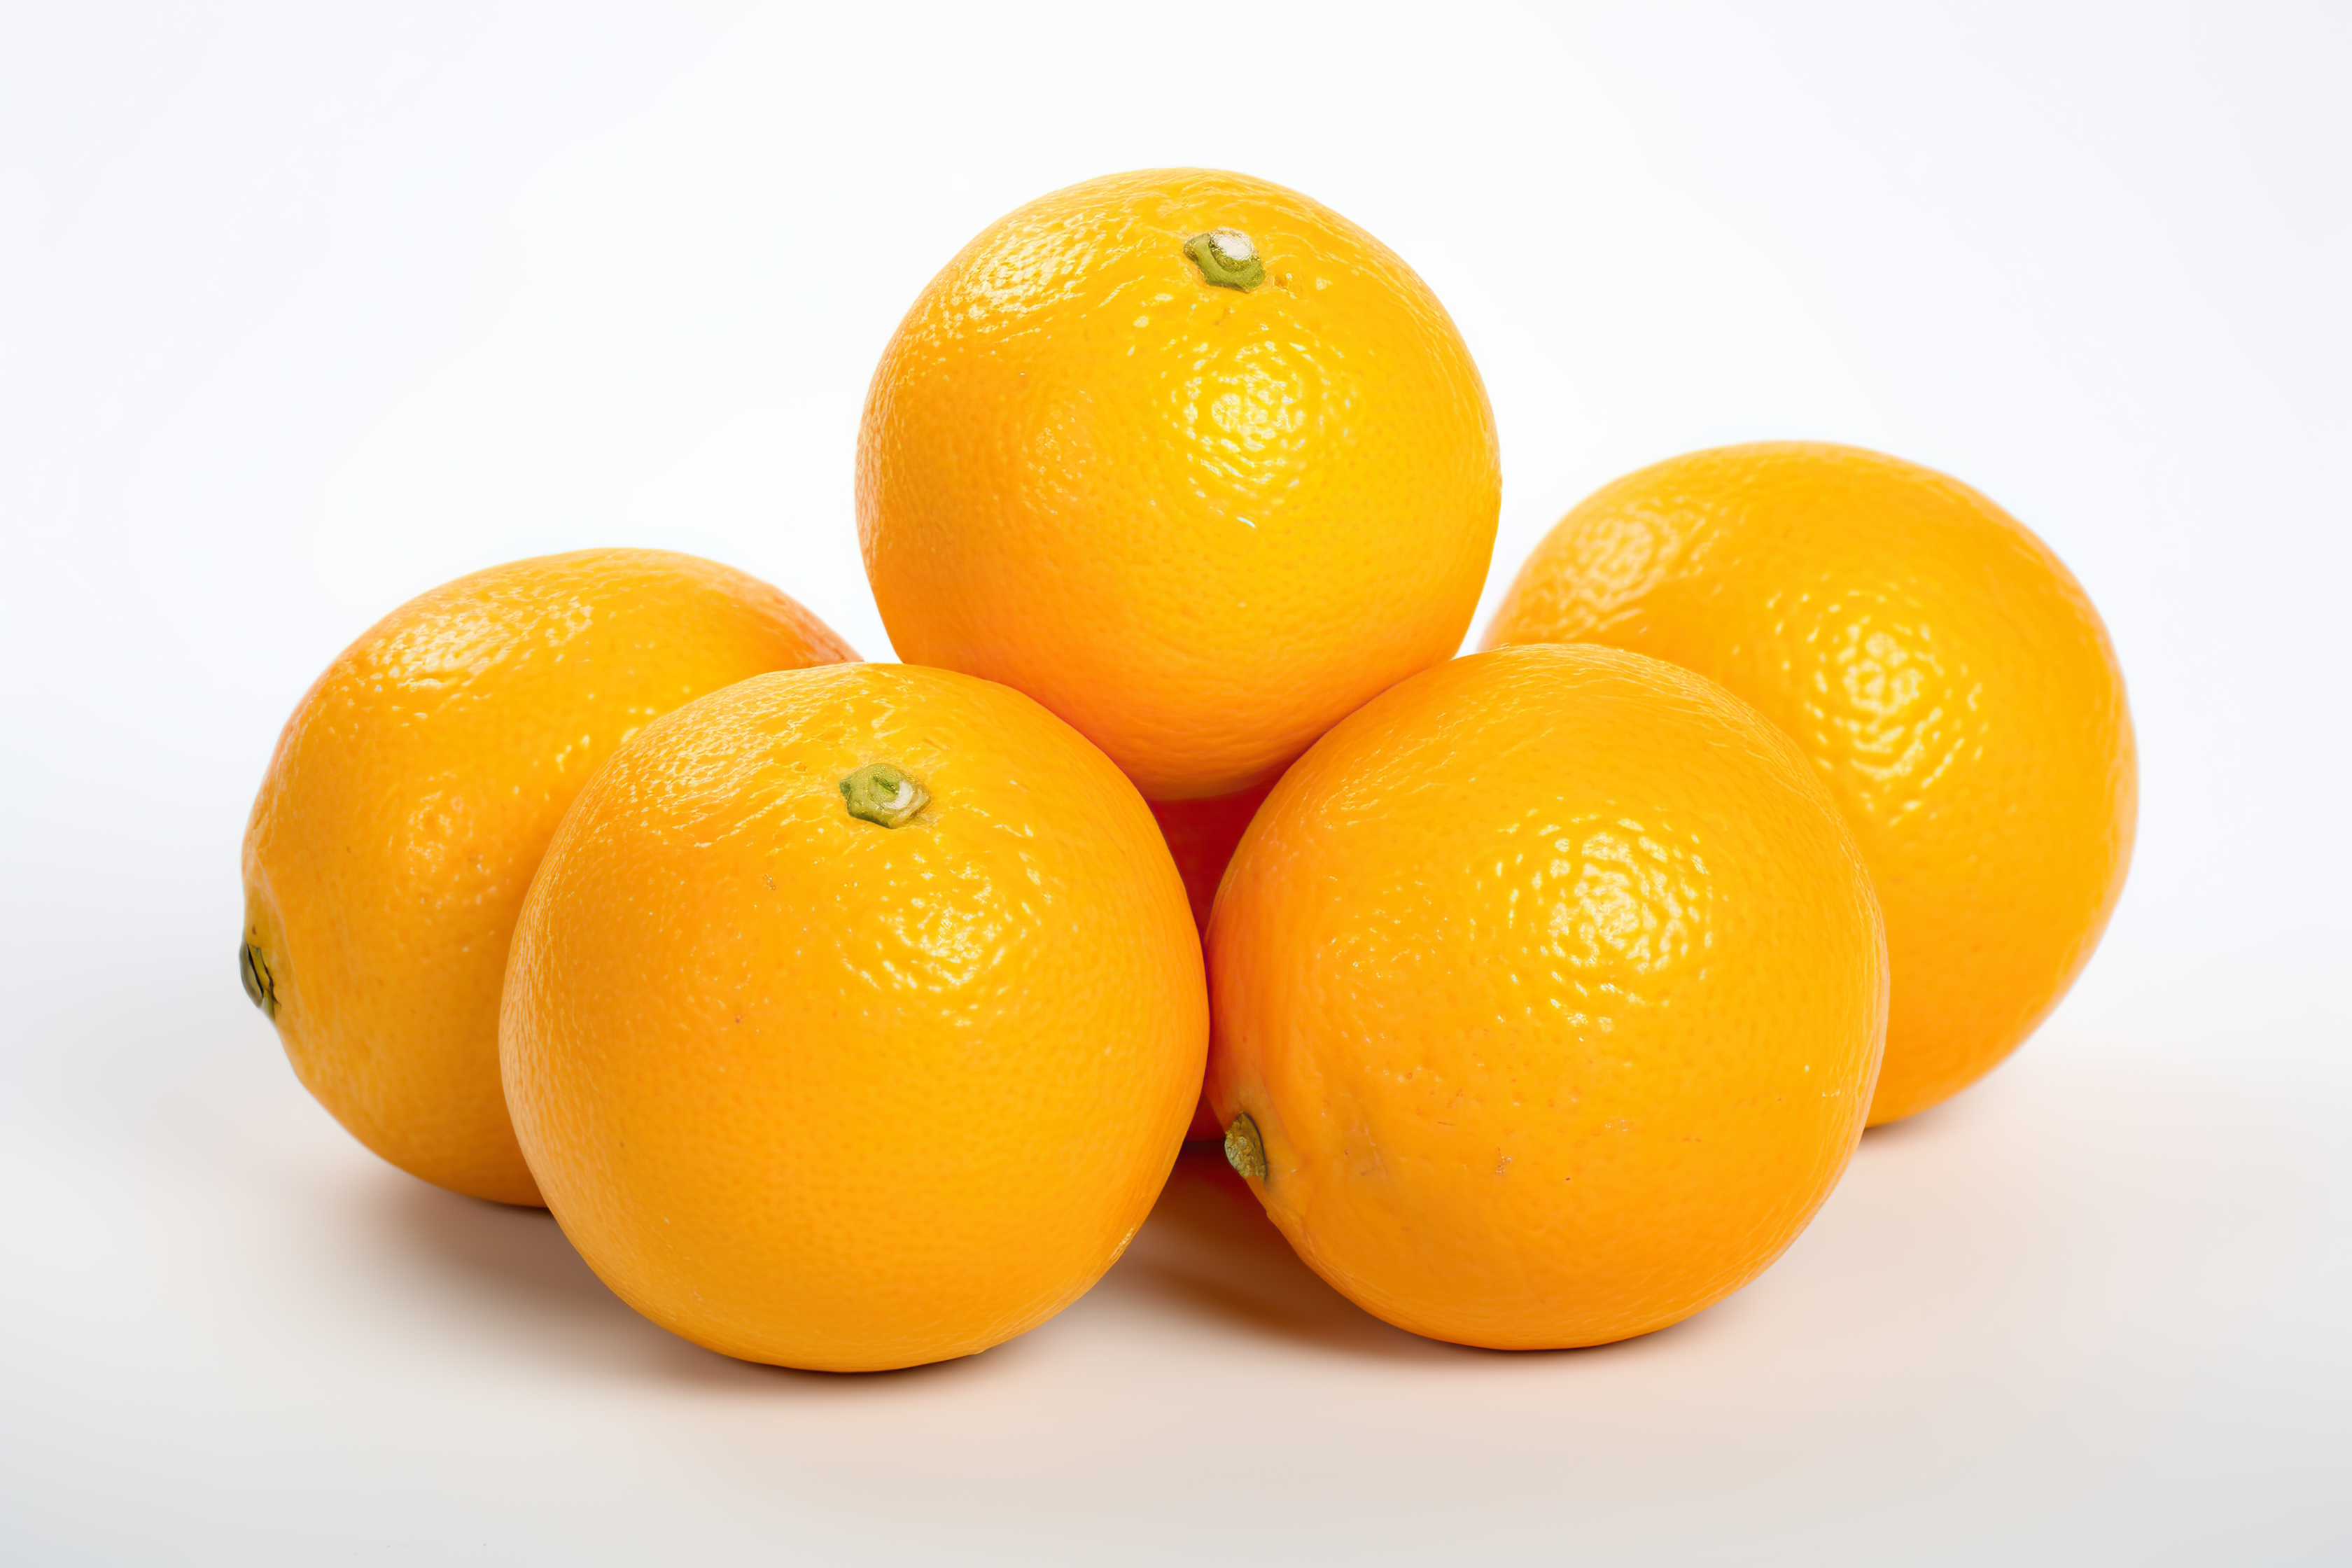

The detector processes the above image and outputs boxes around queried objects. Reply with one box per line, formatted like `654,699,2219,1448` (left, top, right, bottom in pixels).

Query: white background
4,4,2346,1562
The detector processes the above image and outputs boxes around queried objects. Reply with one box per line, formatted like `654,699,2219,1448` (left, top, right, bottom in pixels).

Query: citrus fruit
1149,780,1273,1139
500,662,1205,1372
1150,783,1273,939
1205,643,1886,1350
240,549,853,1205
858,167,1500,802
1485,442,2135,1124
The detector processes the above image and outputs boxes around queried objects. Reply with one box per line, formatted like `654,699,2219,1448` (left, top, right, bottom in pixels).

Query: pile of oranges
240,169,2135,1371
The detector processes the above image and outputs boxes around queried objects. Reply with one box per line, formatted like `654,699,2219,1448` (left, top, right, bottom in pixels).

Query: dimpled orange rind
859,167,1499,802
1208,643,1888,1350
240,549,853,1205
1486,442,2136,1124
500,662,1206,1372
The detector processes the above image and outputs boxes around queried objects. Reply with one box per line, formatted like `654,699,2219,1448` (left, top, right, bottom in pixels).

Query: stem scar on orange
858,167,1500,803
1486,443,2136,1124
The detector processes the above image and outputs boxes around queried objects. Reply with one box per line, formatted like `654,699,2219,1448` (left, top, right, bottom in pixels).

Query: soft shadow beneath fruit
376,1176,1032,1392
376,1153,1667,1377
1856,1087,1973,1150
379,1178,617,1324
1105,1147,1460,1362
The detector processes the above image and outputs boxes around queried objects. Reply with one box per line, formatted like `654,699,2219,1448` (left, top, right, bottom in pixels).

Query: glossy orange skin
500,664,1205,1372
858,167,1500,802
1486,444,2136,1124
1149,781,1274,1139
1207,645,1886,1350
241,550,852,1205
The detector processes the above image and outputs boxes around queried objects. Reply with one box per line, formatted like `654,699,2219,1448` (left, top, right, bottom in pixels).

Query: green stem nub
1224,1112,1268,1182
240,939,278,1020
1185,228,1266,291
840,762,929,828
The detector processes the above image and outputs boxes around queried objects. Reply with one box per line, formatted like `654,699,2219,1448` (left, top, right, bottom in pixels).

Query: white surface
3,4,2346,1562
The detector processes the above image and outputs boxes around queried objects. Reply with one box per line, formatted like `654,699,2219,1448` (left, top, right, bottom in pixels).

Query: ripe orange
1205,643,1886,1350
1485,443,2136,1124
240,549,852,1205
858,167,1499,802
1149,781,1273,1139
500,663,1205,1372
1150,783,1274,939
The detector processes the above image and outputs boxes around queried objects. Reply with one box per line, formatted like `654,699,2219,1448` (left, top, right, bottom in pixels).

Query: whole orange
500,663,1205,1372
1485,443,2136,1124
858,167,1499,802
240,549,852,1205
1206,643,1886,1350
1149,780,1273,1139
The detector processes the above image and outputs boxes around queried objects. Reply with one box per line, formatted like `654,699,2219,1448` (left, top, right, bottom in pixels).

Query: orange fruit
858,167,1499,802
500,662,1205,1371
1149,781,1274,1139
1485,443,2136,1124
240,549,852,1205
1205,643,1886,1350
1150,782,1274,939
